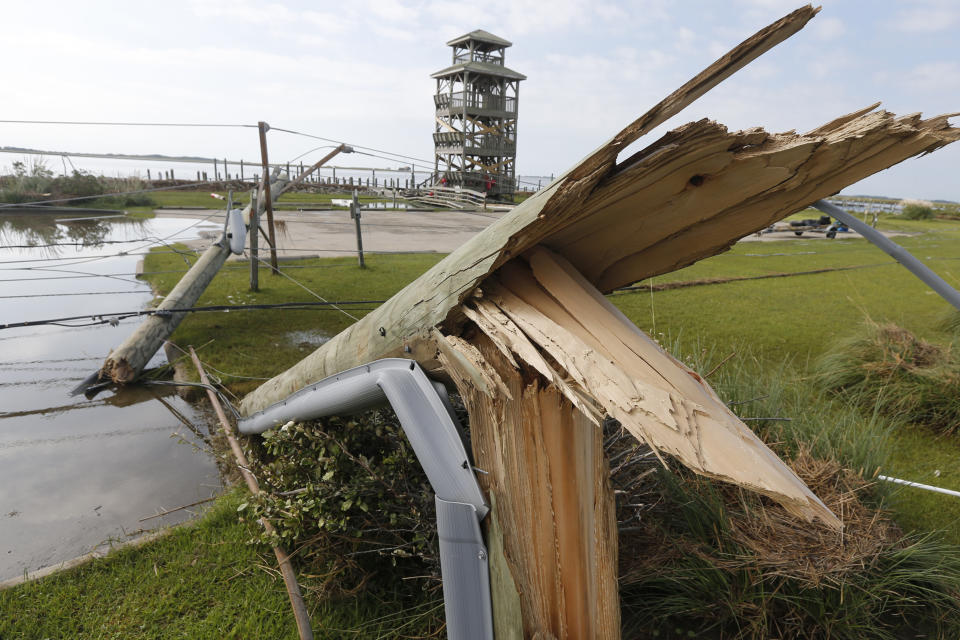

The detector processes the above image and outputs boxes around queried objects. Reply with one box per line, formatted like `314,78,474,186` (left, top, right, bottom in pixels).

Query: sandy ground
156,207,505,258
155,207,912,257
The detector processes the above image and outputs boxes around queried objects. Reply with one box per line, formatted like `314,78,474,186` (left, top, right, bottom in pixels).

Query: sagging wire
248,253,362,323
0,300,384,331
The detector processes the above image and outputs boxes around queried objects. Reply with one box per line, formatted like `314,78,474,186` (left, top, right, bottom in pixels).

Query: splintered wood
236,4,960,639
443,337,620,640
463,247,836,525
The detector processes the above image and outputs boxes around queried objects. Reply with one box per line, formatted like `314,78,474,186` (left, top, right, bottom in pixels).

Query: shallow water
0,212,224,581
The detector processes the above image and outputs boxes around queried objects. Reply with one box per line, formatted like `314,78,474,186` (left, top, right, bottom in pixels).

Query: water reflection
0,212,222,581
0,211,148,257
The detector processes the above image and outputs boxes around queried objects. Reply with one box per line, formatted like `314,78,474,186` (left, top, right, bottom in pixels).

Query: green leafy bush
244,411,438,594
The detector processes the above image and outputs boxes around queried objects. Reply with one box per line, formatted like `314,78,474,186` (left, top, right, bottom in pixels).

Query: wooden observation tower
432,30,525,200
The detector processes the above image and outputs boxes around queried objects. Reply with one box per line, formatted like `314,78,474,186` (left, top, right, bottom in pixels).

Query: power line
0,300,384,331
270,126,434,167
0,291,146,299
0,120,256,128
249,252,361,322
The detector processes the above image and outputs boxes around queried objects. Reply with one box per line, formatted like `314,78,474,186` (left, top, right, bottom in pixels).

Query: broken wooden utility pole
92,136,351,387
238,5,960,637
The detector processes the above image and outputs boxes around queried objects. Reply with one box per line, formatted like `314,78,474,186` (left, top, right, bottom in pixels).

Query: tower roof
445,29,512,50
430,60,526,81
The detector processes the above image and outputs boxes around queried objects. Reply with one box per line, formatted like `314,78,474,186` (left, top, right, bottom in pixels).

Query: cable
270,126,434,166
270,126,544,188
140,380,243,421
0,300,384,331
248,253,361,322
0,179,221,209
0,119,256,128
165,341,272,381
0,262,365,282
0,291,147,299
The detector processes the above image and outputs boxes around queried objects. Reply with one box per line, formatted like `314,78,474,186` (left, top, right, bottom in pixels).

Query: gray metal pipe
813,199,960,311
239,358,493,640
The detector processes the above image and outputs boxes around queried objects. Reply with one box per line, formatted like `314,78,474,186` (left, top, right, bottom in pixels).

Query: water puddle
0,211,222,581
286,330,330,351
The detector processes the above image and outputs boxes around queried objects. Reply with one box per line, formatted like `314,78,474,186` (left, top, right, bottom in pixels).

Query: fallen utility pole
89,131,348,387
95,234,238,386
239,6,959,637
189,348,314,640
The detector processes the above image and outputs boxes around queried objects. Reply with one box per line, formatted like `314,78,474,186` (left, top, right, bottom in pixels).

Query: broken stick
189,348,314,640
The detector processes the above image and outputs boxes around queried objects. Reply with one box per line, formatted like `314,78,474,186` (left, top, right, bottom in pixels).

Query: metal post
351,189,365,268
250,189,259,292
813,199,960,311
258,121,280,275
240,159,244,182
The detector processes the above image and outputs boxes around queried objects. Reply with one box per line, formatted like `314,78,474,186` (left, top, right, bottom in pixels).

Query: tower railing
433,132,516,155
434,94,517,114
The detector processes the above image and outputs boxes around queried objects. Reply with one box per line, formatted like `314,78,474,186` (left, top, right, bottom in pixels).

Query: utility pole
351,189,365,268
258,121,280,275
249,189,259,291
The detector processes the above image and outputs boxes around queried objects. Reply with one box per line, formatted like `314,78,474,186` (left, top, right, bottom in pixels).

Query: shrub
244,410,438,595
814,321,960,432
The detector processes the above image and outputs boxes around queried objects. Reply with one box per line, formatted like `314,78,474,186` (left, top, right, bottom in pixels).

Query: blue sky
3,0,958,199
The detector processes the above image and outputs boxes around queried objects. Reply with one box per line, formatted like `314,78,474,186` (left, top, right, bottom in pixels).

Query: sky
2,0,959,199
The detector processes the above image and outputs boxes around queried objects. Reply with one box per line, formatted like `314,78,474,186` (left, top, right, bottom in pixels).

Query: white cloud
812,16,845,39
891,1,960,32
904,61,960,92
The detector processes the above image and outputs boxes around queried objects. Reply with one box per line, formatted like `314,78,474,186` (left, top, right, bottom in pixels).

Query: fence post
351,189,365,269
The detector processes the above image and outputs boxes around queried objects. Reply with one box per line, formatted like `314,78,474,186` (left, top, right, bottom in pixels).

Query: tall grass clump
900,199,934,220
938,307,960,335
813,321,960,433
616,348,960,639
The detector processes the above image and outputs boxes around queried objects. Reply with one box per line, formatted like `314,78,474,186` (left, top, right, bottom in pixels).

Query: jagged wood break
238,4,959,638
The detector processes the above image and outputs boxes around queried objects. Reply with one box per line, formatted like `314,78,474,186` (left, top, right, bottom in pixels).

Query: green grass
609,215,960,541
147,189,385,210
143,251,444,395
0,489,441,639
10,210,960,634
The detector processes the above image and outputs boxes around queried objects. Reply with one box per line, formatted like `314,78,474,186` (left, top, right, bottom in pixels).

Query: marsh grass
617,350,960,639
814,321,960,433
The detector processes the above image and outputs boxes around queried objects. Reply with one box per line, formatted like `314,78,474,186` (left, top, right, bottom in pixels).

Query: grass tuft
813,321,960,433
616,352,960,639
